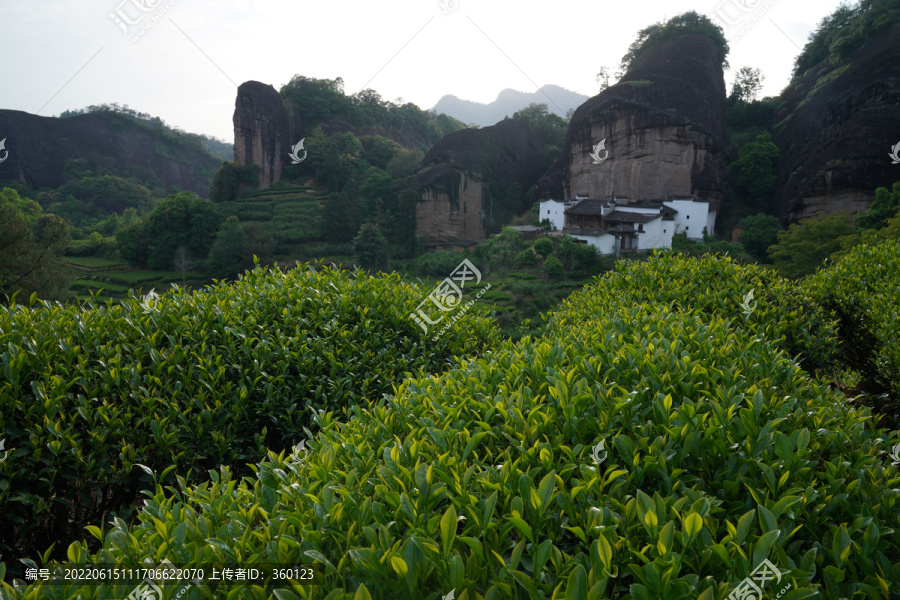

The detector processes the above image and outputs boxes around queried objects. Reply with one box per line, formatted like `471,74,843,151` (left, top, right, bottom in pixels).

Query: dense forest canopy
59,103,233,160
619,10,730,73
792,0,900,79
279,75,467,151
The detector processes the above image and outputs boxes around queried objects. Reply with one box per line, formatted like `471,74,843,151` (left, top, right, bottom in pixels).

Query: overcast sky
2,0,845,141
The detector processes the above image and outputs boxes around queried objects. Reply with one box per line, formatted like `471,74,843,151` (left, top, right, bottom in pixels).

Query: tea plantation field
1,243,899,599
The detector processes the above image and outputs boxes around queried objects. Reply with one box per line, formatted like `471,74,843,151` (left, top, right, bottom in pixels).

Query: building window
547,210,550,214
686,226,689,230
638,224,644,232
663,229,666,233
686,215,690,219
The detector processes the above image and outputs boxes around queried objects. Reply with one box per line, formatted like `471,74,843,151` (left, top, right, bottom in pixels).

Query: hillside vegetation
0,265,500,572
3,244,898,599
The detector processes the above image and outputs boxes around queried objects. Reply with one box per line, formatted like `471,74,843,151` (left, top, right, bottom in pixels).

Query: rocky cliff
533,34,726,204
233,81,291,189
771,24,900,223
415,118,543,246
0,109,220,196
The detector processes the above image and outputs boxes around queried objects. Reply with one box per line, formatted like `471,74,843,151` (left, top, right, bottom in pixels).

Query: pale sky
1,0,845,142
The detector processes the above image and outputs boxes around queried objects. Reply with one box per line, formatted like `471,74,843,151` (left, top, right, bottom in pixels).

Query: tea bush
10,256,898,599
547,252,839,375
800,240,900,398
0,265,500,568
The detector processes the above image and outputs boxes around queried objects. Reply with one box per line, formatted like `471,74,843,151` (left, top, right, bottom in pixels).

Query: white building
538,195,718,256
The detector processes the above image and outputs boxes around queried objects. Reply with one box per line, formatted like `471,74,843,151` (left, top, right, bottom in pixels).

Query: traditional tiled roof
563,226,611,236
605,210,661,224
607,225,636,234
564,199,608,216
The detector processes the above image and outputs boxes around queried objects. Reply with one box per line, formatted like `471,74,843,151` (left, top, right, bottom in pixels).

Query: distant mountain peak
431,85,588,127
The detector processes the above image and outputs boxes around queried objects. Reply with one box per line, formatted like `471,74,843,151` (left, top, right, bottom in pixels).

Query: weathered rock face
415,118,543,245
0,109,220,196
533,34,726,204
416,170,487,245
771,24,900,223
233,81,291,189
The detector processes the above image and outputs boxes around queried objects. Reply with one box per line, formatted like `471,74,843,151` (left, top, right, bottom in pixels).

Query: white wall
664,200,710,241
614,206,660,216
706,208,717,237
540,200,567,231
636,218,672,250
572,233,616,255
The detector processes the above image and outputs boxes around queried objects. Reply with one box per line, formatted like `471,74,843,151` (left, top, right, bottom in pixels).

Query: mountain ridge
431,84,589,127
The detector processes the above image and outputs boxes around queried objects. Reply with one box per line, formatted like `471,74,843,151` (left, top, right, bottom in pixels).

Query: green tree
768,213,854,278
620,11,729,73
855,181,900,230
0,188,43,226
359,169,394,219
145,192,223,270
512,103,568,150
739,213,783,263
116,220,149,267
728,66,765,103
570,242,599,272
0,200,71,303
474,227,524,270
386,148,424,180
321,188,362,243
727,133,781,213
533,237,554,257
361,135,400,170
352,222,388,271
206,216,247,279
516,248,536,267
240,223,276,268
544,254,563,277
210,161,259,202
384,183,419,258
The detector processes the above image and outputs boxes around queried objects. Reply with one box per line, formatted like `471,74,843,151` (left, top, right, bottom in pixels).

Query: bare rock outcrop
415,118,543,246
533,34,726,204
771,24,900,222
0,109,220,197
233,81,291,189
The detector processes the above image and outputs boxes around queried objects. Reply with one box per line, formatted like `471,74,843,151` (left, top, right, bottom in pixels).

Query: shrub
0,265,501,569
547,252,838,376
801,240,900,401
515,249,536,267
16,290,899,598
533,237,554,257
544,255,563,277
